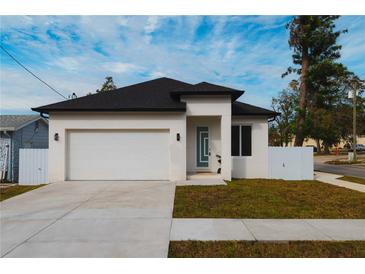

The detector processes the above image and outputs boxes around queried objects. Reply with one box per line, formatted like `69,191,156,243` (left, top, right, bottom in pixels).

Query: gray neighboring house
0,115,49,182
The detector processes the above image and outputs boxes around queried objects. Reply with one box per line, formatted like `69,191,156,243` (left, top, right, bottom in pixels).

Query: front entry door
196,126,209,168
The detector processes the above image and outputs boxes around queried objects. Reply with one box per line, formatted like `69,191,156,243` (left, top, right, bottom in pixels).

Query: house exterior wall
182,96,232,180
232,116,269,179
186,116,221,174
48,112,186,182
1,120,48,182
48,101,269,182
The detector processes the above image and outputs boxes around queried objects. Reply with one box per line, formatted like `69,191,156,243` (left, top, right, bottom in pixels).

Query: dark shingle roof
232,101,279,117
0,115,41,131
171,81,244,100
32,77,276,117
32,78,191,113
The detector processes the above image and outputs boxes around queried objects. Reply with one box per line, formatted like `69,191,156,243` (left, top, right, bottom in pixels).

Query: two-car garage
66,129,170,181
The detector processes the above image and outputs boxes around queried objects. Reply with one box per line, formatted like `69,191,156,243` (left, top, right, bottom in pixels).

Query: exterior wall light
177,133,180,141
54,133,59,141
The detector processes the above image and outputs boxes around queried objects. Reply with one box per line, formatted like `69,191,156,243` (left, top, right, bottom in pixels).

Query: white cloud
144,16,160,33
223,37,239,60
102,62,142,74
51,57,81,71
149,71,165,78
116,16,129,26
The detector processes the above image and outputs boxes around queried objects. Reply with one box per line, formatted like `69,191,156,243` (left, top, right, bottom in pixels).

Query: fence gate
19,149,48,185
268,147,314,180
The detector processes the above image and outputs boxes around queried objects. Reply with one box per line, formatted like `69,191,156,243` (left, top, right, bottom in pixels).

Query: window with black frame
231,125,252,156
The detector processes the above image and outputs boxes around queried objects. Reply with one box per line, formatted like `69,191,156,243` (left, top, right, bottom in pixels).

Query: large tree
283,16,347,146
308,62,364,151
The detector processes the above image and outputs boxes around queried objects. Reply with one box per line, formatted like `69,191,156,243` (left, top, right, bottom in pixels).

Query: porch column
220,114,232,180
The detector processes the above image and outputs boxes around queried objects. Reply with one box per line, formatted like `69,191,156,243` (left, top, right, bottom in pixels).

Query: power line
0,44,67,99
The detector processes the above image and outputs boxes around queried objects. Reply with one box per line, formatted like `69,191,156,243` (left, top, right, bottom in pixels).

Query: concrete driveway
0,181,175,258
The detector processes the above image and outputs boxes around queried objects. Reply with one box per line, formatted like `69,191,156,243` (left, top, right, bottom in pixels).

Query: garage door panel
67,130,169,180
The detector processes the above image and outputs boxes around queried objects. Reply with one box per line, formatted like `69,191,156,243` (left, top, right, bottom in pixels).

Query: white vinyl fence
19,149,48,185
268,147,314,180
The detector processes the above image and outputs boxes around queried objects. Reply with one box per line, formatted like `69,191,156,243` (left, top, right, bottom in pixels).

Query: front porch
180,115,230,185
186,116,222,174
176,171,226,186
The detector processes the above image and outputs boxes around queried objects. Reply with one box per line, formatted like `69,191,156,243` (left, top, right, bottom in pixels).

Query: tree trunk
324,144,330,154
284,132,289,147
316,139,321,154
294,45,309,147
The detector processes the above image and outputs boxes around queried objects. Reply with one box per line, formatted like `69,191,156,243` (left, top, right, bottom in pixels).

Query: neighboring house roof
0,115,47,131
32,77,278,117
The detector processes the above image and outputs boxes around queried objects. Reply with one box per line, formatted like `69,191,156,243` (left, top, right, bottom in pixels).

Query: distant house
0,115,49,182
288,136,365,151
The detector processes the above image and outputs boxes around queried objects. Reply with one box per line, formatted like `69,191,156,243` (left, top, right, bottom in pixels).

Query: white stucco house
32,77,278,182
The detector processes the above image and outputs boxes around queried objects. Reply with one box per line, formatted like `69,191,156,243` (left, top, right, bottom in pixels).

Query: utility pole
353,87,357,161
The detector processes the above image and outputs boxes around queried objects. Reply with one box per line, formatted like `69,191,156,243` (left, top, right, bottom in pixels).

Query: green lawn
169,241,365,258
173,179,365,218
338,176,365,185
0,184,46,202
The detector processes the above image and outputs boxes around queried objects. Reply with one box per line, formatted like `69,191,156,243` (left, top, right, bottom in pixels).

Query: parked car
355,144,365,152
346,144,365,152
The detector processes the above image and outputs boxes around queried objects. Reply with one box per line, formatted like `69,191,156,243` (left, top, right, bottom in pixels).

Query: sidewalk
315,172,365,193
170,219,365,241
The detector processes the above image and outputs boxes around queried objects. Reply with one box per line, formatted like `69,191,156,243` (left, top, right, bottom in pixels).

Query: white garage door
67,130,169,180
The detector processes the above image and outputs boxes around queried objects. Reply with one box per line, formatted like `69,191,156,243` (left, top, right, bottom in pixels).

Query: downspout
268,112,280,123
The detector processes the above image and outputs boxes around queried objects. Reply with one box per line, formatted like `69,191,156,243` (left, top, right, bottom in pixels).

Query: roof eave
0,127,15,131
31,107,187,114
171,90,244,101
232,112,280,118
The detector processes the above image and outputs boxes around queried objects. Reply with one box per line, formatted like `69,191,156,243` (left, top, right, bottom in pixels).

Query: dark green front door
197,126,209,167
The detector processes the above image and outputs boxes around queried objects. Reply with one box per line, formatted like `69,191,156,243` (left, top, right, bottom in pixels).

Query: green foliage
282,16,365,148
270,85,298,146
306,64,365,149
268,125,282,146
96,76,117,93
283,16,346,78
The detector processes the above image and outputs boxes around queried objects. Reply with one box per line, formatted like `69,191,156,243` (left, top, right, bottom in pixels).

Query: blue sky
1,16,364,114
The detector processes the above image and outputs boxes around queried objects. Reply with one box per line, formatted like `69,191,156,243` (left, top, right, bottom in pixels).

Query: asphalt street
314,162,365,178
